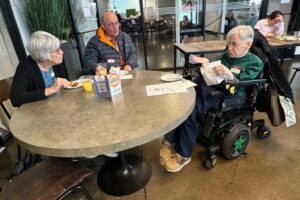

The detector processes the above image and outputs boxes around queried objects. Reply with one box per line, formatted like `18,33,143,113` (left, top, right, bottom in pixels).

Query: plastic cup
82,80,93,92
294,31,298,38
97,63,107,75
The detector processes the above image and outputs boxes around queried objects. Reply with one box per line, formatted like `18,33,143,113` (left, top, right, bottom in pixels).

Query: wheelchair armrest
209,78,267,103
236,79,266,87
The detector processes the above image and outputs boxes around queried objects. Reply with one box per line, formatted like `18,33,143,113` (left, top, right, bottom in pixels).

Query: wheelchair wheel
203,156,217,170
256,126,272,139
222,124,251,160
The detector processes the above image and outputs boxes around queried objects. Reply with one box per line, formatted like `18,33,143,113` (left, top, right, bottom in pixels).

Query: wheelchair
197,79,272,170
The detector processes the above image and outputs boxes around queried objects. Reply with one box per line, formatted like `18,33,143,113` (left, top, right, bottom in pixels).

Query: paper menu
145,80,196,96
200,60,225,86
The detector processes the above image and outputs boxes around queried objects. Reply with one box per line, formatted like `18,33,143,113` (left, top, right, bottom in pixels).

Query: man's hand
123,65,133,71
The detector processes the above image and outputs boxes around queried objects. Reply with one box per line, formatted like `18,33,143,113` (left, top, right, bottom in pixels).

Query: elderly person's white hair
226,25,254,43
27,31,60,62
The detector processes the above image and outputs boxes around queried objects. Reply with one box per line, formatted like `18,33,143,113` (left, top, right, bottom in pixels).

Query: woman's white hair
226,25,254,43
27,31,60,62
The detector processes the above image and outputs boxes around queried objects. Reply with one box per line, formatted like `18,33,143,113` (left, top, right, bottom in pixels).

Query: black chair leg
17,144,21,161
58,183,93,200
290,70,298,84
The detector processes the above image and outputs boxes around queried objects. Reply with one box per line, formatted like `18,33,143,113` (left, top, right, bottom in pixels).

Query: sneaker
164,153,191,172
104,152,118,158
160,141,175,165
84,155,98,159
0,146,5,154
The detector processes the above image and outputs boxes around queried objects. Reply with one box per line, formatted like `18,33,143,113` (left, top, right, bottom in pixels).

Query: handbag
256,85,285,126
267,86,285,126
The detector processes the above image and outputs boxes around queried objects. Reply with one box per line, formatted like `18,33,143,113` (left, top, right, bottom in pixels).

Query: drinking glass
97,63,107,75
82,80,93,92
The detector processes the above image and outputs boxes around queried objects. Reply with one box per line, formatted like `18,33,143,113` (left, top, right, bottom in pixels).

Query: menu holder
93,73,122,98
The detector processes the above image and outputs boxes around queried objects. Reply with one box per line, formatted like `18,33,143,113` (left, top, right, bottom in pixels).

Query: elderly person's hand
190,55,209,65
95,66,107,76
214,64,234,80
123,64,133,71
45,78,70,96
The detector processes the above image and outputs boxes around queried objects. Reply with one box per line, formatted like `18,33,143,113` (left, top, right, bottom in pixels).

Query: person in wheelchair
160,25,264,172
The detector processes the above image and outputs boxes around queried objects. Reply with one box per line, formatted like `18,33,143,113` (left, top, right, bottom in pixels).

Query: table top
266,37,300,48
9,70,195,157
174,40,227,54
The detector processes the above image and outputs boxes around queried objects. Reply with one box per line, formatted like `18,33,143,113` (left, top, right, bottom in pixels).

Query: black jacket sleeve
10,61,46,107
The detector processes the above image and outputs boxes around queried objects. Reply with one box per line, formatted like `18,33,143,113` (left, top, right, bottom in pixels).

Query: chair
0,157,94,200
289,66,300,84
0,77,21,159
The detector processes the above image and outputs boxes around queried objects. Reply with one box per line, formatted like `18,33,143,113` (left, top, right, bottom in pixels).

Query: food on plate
70,81,79,87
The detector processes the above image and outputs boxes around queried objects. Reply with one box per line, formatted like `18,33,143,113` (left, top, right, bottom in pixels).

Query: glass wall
222,0,262,33
68,0,99,62
77,0,264,70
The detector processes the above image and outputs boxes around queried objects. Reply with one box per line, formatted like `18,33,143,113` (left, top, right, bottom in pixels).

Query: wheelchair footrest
202,112,216,138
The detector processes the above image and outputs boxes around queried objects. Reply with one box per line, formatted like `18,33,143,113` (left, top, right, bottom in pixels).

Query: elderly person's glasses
50,47,62,54
105,22,120,28
227,42,246,48
227,42,243,48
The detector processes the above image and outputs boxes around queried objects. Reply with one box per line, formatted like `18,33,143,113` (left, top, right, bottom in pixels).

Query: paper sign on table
93,73,122,98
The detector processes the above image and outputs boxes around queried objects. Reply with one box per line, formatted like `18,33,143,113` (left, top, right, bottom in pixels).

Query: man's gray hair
226,25,254,43
27,31,60,62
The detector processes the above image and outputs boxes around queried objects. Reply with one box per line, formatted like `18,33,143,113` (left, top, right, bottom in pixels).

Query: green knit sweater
220,51,264,95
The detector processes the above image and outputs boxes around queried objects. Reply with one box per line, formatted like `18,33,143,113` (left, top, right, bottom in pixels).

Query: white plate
284,36,298,41
119,70,129,76
160,74,182,82
64,80,82,89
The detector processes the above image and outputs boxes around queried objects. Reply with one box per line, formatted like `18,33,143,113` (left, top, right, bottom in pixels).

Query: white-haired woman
10,31,70,107
160,25,264,173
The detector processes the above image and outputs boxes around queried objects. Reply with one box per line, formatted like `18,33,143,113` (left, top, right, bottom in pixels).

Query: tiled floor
1,47,300,199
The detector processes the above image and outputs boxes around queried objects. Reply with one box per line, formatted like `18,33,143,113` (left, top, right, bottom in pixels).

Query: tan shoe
164,153,191,172
160,142,175,165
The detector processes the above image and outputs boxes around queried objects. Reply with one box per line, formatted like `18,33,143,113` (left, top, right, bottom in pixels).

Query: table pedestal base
97,153,151,196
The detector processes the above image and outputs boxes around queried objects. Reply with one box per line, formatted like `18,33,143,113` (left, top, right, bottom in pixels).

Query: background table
266,37,300,66
9,70,195,195
174,40,227,74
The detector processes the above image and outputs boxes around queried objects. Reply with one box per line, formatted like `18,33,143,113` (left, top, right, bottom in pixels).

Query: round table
10,70,195,195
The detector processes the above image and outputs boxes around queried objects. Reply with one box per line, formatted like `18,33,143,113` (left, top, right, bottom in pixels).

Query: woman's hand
214,64,234,80
45,78,70,96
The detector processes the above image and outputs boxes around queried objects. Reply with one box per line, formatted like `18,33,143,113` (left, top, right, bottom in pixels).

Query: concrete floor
1,56,300,199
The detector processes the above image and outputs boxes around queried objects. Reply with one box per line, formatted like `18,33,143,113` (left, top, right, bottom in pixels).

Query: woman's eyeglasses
50,47,62,54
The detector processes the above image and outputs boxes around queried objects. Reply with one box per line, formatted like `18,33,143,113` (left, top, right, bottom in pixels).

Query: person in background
83,12,138,75
160,25,264,172
180,15,190,27
225,11,238,33
249,1,259,27
115,10,122,22
254,10,284,37
10,31,70,107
